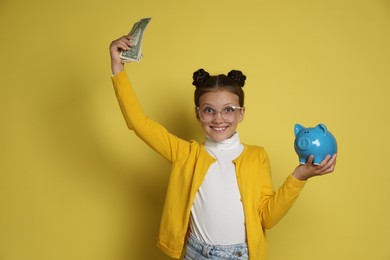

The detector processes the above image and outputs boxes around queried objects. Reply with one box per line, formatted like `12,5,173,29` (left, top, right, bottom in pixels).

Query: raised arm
109,35,191,163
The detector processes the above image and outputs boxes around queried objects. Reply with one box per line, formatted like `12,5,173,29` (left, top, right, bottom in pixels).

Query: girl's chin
206,133,234,142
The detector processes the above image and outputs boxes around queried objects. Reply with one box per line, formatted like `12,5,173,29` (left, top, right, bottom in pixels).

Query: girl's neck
205,132,241,151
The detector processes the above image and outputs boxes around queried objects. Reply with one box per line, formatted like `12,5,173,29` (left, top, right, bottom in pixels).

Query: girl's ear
195,107,200,120
238,107,245,122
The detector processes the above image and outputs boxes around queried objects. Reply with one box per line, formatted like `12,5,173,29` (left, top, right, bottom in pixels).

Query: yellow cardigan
111,71,306,260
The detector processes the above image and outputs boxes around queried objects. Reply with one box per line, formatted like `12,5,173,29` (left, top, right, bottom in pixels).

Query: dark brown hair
192,69,246,107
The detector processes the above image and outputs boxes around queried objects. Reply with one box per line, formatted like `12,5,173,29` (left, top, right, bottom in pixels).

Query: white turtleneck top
190,132,246,245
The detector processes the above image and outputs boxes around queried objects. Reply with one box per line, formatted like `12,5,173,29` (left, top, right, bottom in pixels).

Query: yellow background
1,0,389,259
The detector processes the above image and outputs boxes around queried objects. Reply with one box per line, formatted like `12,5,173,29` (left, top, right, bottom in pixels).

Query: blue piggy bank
294,124,337,165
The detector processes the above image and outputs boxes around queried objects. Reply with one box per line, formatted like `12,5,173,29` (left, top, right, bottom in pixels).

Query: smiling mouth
210,126,228,132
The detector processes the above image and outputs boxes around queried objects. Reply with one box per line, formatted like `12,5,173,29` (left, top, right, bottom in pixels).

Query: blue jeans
184,233,248,260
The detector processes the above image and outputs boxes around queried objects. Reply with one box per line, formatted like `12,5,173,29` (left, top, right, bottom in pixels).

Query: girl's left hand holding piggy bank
293,154,337,181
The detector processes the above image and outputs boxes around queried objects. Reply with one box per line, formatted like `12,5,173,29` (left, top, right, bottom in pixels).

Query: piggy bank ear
316,124,328,135
294,124,305,136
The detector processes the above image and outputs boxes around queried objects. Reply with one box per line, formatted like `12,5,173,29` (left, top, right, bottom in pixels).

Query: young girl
109,35,336,260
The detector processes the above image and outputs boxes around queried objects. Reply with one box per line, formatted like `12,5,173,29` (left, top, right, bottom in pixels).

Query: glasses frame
195,105,244,123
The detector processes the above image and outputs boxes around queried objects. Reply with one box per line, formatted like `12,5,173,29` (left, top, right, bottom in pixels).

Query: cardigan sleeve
255,148,306,229
111,71,190,162
259,172,306,229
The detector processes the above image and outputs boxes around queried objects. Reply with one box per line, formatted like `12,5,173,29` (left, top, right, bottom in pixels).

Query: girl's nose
212,111,225,123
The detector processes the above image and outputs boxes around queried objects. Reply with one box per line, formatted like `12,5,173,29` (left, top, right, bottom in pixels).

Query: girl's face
196,89,245,142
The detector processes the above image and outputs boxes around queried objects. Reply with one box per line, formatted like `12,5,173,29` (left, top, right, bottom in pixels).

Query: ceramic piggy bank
294,123,337,165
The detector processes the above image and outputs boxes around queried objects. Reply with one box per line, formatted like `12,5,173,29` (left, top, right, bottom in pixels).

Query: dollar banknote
120,17,151,63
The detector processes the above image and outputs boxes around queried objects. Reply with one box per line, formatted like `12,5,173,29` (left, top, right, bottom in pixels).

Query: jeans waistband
187,232,248,259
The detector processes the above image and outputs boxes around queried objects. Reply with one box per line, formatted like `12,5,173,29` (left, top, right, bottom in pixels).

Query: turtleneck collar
204,132,242,151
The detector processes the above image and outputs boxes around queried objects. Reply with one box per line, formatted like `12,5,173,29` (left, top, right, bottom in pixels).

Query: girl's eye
203,107,215,114
224,106,235,113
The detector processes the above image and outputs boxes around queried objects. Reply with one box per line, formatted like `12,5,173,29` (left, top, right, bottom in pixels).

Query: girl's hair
192,69,246,107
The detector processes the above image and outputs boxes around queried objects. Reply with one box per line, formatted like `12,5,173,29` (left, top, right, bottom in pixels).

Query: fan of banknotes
120,17,152,63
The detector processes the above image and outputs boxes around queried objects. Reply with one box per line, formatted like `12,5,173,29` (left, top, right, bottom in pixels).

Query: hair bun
192,69,210,88
228,70,246,87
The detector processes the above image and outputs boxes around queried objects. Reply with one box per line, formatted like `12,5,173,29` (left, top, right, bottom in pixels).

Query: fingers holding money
116,35,133,51
110,35,133,74
110,35,133,55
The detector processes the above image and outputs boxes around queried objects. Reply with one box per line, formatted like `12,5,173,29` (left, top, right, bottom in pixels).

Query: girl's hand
292,154,337,181
109,35,133,75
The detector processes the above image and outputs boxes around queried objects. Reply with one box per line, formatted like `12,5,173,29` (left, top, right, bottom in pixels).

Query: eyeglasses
196,105,244,122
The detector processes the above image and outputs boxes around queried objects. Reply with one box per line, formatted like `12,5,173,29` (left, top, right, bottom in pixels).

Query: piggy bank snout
296,136,311,151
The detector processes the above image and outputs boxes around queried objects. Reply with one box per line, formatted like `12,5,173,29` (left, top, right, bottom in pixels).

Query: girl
109,35,336,260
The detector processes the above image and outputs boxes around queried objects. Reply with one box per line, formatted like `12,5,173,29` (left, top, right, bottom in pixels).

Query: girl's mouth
210,126,228,132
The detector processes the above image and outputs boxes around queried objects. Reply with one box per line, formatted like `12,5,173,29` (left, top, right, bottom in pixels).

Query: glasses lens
199,106,214,122
221,107,237,122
